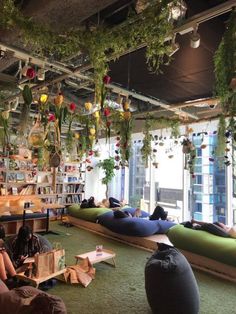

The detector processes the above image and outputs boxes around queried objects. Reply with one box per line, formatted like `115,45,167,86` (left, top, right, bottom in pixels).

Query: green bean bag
167,224,236,267
68,205,112,222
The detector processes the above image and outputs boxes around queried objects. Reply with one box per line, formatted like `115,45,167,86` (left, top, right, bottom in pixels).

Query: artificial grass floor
44,222,236,314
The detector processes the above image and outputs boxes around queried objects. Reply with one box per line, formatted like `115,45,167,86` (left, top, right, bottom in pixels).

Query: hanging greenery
214,10,236,115
215,114,226,157
141,117,154,167
0,0,178,104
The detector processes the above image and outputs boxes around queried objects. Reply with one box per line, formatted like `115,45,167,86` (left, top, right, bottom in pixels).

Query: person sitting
183,219,236,238
10,225,41,269
0,225,17,285
149,205,168,221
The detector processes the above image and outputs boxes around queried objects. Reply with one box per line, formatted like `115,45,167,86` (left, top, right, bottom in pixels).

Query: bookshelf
0,157,85,218
60,162,85,206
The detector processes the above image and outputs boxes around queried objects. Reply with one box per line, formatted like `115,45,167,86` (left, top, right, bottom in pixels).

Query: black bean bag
145,243,200,314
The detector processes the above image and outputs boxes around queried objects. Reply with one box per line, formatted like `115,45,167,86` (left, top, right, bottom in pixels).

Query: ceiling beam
107,83,199,120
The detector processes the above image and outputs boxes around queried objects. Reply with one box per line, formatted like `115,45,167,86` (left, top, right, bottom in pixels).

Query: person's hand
20,255,28,261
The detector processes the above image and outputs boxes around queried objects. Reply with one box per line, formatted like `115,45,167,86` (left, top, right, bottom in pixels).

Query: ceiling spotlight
190,24,200,48
169,35,180,56
169,0,187,21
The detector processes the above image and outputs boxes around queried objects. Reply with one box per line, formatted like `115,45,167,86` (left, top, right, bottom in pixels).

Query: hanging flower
85,102,93,111
104,108,111,117
69,102,76,112
89,128,96,136
54,93,64,107
1,111,9,120
26,67,36,79
74,133,80,139
48,113,55,122
103,75,111,84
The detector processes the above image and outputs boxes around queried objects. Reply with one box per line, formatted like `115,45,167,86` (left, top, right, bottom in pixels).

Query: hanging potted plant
97,157,115,198
140,117,154,168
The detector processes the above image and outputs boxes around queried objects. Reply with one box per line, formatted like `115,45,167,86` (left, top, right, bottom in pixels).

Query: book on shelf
19,185,34,195
11,187,18,195
0,188,7,195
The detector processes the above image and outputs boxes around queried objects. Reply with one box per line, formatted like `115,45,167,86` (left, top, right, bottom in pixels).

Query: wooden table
75,249,116,267
16,268,66,288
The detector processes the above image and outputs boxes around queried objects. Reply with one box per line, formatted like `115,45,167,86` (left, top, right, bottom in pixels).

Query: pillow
145,243,199,314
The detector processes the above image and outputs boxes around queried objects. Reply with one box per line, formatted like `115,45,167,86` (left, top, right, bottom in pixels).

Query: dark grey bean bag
145,243,200,314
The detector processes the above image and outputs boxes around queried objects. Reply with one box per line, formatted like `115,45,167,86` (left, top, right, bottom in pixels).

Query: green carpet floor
44,222,236,314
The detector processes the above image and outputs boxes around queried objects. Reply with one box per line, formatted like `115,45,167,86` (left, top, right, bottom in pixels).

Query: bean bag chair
0,285,66,314
167,224,236,267
145,243,199,314
97,211,175,237
68,205,112,222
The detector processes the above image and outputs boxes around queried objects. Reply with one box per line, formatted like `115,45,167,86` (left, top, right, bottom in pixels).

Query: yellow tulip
39,94,48,104
74,133,80,139
93,111,100,118
1,111,9,120
89,128,96,136
85,102,93,111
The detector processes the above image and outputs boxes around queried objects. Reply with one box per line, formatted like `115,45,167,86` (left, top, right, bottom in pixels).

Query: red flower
103,75,111,84
48,113,55,122
26,67,36,79
104,108,110,117
69,102,76,112
88,150,94,156
116,143,120,147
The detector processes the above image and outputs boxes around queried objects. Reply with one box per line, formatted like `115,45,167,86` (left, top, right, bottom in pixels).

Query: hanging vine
214,10,236,115
0,0,179,105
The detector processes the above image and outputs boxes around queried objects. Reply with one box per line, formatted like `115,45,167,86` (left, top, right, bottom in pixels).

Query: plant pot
49,151,61,167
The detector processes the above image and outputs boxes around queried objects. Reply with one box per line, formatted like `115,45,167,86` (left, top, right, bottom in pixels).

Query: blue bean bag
97,211,175,237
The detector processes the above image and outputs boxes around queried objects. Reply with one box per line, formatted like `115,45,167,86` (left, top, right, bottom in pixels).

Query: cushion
68,206,112,222
167,224,236,267
98,211,175,237
0,213,47,222
0,286,66,314
145,243,199,314
121,207,150,218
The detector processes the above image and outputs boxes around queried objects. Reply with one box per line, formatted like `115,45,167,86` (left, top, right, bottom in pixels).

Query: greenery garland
214,10,236,115
0,0,177,104
141,117,154,167
215,114,226,157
